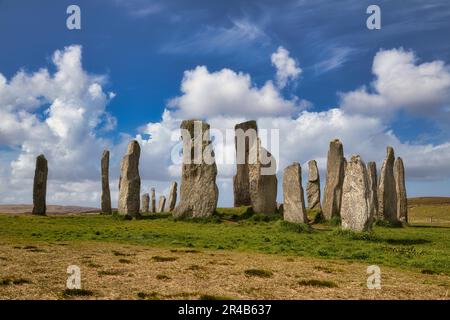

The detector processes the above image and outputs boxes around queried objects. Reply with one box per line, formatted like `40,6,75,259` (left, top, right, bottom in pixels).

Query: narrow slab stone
101,150,112,214
282,162,308,223
367,162,379,219
233,120,258,207
323,139,345,220
118,140,141,217
141,193,150,213
306,160,322,212
248,138,277,214
341,155,372,231
158,196,166,213
32,154,48,216
151,188,156,213
173,120,218,218
167,181,178,211
394,157,408,222
378,147,398,222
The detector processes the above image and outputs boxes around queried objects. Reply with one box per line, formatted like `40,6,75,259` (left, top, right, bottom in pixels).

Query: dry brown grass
0,241,448,300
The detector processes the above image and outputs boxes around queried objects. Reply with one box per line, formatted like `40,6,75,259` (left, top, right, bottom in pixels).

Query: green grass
0,209,449,275
244,269,273,278
298,279,338,288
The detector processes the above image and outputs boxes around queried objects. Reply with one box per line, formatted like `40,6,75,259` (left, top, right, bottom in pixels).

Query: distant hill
0,204,100,215
408,197,450,206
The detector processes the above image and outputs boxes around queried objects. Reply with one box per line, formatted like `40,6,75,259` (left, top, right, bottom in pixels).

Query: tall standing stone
306,160,322,212
378,147,398,222
32,154,48,216
248,138,277,214
173,120,218,218
118,140,141,217
341,155,373,232
367,162,379,219
283,162,308,223
394,157,408,222
151,188,156,213
233,120,258,207
141,193,150,213
323,139,345,220
167,182,177,212
101,150,112,214
158,196,166,213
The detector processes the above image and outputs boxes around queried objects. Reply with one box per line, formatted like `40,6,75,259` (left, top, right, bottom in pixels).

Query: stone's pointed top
127,140,140,153
332,138,341,144
102,149,110,156
387,146,395,157
350,155,362,163
235,120,257,130
37,154,47,160
367,161,376,167
180,119,210,131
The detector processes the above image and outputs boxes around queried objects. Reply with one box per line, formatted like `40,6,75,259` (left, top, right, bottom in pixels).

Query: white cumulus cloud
271,46,302,89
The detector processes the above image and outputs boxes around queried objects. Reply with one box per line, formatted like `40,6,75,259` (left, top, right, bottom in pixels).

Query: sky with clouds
0,0,449,207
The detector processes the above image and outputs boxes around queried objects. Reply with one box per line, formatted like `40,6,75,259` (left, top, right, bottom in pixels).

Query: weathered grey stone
248,138,277,214
118,140,141,217
101,150,112,214
341,155,373,231
32,154,48,216
323,139,345,220
282,162,308,223
367,162,379,219
141,193,150,213
233,120,258,207
167,181,177,212
394,157,408,222
173,120,218,218
158,196,166,213
378,147,398,222
306,160,322,212
151,188,156,213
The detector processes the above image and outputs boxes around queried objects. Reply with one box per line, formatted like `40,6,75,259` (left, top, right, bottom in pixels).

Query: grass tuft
152,255,178,262
298,279,338,288
62,288,95,297
244,269,273,278
0,277,31,286
278,221,312,233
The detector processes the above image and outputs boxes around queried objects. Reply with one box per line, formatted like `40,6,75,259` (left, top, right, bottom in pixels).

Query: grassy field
0,201,449,299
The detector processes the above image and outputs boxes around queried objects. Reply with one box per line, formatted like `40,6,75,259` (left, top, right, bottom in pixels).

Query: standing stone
158,196,166,213
378,147,398,222
32,154,48,216
173,120,218,218
367,162,379,219
306,160,322,212
101,150,112,214
167,182,177,212
282,163,308,223
248,138,277,214
141,193,150,213
233,120,258,207
323,139,346,220
118,140,141,217
341,155,373,232
394,157,408,222
151,188,156,213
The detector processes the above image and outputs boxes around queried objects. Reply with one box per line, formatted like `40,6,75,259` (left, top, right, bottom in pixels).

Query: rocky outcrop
158,196,166,213
141,193,150,213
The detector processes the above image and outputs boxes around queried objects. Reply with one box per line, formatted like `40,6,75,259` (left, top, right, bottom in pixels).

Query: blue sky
0,0,449,206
